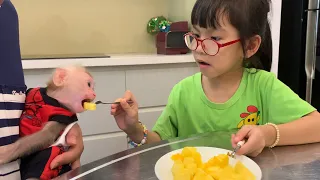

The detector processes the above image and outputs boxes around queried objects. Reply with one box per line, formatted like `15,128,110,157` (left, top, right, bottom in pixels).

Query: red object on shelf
170,21,189,31
156,21,189,55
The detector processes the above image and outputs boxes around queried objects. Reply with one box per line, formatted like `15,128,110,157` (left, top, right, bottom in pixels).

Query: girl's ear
245,35,262,58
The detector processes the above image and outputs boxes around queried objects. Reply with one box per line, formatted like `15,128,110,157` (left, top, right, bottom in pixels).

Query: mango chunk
234,161,256,180
83,102,96,110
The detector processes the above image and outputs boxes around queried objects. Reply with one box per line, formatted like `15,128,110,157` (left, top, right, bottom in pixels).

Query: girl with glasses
111,0,320,157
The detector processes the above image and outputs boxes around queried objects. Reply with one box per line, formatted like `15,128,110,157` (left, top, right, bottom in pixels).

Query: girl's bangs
191,0,246,31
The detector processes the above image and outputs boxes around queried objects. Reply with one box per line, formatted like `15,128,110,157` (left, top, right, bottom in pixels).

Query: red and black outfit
19,87,78,180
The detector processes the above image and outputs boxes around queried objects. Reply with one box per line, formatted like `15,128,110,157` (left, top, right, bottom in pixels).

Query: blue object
0,1,27,178
160,25,171,33
0,0,25,86
0,0,26,146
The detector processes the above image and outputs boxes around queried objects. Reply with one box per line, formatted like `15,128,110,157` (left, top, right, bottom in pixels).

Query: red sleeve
26,88,32,95
49,114,78,125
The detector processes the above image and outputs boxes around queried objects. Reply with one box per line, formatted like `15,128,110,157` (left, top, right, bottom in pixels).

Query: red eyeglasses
184,33,240,56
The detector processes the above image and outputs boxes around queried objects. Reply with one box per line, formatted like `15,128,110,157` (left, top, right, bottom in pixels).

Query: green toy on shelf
147,16,171,35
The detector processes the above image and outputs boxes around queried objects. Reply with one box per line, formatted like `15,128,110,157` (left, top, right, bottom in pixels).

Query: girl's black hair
191,0,272,71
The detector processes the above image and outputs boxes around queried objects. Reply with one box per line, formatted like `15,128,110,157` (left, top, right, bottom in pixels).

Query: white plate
154,146,262,180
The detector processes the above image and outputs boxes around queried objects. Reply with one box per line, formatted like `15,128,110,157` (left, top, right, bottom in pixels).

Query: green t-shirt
152,68,316,140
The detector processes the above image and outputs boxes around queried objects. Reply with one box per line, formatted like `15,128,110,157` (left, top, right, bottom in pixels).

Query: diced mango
219,165,235,177
173,170,192,180
207,154,229,168
193,168,207,180
171,153,184,161
206,166,221,174
83,102,96,110
183,157,195,165
170,147,255,180
234,161,256,180
185,163,198,176
192,151,203,167
181,147,195,157
173,167,193,180
172,162,184,176
204,175,215,180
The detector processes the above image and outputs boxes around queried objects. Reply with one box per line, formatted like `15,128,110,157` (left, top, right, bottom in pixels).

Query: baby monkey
18,66,96,180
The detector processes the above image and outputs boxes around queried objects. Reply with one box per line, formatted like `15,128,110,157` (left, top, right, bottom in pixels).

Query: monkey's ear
52,68,67,87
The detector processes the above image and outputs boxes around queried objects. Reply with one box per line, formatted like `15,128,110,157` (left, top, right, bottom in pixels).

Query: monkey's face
63,71,96,113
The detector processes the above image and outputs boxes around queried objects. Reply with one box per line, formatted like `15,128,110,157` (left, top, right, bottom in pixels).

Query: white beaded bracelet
127,122,148,148
265,123,280,148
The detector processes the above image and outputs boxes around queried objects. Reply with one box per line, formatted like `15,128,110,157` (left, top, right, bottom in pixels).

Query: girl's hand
110,90,139,134
231,125,269,157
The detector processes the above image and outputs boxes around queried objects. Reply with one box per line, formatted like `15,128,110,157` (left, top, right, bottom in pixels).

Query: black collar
40,88,70,110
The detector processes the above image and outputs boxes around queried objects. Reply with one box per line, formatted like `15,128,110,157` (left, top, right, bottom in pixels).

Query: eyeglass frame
183,32,241,56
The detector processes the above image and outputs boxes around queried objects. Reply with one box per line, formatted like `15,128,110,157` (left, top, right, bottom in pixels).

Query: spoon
227,140,246,158
95,100,134,105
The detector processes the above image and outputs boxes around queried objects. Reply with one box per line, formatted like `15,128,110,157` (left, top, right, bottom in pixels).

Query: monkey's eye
87,82,91,87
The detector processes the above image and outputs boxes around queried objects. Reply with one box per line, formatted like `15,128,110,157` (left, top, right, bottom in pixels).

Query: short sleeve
262,73,316,124
49,114,78,125
152,86,179,140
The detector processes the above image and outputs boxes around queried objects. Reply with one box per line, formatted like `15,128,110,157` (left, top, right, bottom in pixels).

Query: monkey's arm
2,121,66,164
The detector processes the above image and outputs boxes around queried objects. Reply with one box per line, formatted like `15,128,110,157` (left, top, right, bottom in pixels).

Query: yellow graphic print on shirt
237,105,260,128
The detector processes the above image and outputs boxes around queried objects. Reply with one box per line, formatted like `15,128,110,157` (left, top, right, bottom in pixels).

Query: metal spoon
227,140,246,158
95,100,133,105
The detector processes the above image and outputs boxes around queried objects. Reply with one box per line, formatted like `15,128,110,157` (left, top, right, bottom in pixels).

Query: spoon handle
96,100,133,105
228,139,246,158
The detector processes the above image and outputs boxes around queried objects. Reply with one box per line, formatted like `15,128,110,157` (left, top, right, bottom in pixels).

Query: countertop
22,54,194,70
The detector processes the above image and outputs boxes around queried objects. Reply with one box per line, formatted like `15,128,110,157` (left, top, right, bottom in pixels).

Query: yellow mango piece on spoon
83,102,96,110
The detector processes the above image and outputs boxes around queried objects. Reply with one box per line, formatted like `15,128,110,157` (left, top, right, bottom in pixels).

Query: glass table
55,131,320,180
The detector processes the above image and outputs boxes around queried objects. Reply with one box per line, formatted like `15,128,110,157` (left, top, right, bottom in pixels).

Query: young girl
111,0,320,157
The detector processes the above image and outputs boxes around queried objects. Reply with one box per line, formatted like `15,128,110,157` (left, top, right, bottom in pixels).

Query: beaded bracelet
128,122,148,147
265,123,280,148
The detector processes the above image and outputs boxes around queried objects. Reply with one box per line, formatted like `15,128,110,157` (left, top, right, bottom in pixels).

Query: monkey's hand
50,123,83,170
0,143,16,165
1,121,66,164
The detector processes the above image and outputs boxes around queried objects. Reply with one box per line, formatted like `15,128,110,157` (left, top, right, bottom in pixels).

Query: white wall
167,0,196,25
270,0,282,76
